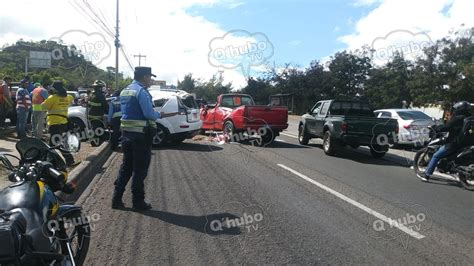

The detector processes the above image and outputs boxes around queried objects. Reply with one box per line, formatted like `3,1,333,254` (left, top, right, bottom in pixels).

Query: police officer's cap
134,67,156,77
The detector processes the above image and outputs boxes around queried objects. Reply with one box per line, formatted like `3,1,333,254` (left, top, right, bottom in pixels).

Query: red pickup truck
200,94,288,145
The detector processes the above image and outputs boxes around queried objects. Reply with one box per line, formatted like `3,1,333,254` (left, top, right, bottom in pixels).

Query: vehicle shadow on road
306,144,412,167
234,139,311,149
153,142,223,152
137,210,242,236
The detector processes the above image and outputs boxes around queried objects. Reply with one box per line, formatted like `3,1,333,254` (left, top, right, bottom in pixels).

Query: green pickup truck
298,100,399,158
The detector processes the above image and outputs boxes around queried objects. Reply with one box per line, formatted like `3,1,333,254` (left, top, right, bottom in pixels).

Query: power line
121,46,135,71
69,0,115,39
83,0,116,37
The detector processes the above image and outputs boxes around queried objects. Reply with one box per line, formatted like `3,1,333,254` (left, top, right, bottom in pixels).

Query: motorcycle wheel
413,147,431,180
459,172,474,191
58,211,91,265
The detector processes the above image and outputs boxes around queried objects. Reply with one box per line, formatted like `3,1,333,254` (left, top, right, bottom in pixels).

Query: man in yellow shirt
42,81,77,167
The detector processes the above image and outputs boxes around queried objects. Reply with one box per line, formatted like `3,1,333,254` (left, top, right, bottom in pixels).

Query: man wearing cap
15,79,32,138
31,82,49,139
112,67,175,211
42,81,77,167
88,80,109,146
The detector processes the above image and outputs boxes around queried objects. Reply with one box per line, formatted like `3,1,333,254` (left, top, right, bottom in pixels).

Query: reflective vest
31,87,46,111
88,90,107,120
112,97,122,119
42,95,73,125
120,85,156,133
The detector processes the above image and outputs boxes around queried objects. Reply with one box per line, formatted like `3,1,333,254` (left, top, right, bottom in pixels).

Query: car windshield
330,101,374,116
397,111,431,120
220,95,254,108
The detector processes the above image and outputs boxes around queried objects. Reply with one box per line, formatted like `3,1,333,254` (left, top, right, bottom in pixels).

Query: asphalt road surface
80,133,473,264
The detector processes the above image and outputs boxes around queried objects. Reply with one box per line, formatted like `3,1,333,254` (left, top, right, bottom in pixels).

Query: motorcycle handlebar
48,167,64,181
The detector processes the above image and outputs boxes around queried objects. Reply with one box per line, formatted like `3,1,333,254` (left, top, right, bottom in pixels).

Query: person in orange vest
31,82,49,139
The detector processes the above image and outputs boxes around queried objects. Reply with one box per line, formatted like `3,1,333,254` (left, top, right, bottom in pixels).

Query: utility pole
133,54,146,66
114,0,120,91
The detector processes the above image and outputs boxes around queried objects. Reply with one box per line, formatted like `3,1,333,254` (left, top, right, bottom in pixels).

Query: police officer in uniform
88,80,108,146
112,67,173,210
107,89,122,151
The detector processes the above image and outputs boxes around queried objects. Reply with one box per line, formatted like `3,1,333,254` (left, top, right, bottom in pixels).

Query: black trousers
49,123,75,165
110,117,121,149
113,131,152,203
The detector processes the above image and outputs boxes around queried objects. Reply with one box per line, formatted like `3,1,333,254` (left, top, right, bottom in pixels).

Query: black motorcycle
0,138,90,265
413,117,474,190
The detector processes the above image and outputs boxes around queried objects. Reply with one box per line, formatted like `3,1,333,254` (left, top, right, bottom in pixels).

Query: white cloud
339,0,473,64
0,0,251,89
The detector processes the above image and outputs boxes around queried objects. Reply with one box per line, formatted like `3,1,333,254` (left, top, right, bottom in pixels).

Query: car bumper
240,123,289,132
170,129,201,139
340,134,394,147
396,132,430,145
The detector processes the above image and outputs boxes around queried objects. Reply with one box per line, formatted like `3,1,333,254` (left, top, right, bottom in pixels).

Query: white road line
281,132,298,138
277,164,426,240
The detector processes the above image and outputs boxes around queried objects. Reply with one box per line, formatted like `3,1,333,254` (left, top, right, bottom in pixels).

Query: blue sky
0,0,471,88
189,0,378,69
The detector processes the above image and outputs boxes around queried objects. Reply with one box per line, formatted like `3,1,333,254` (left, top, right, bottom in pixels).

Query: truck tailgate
245,106,288,128
345,116,398,136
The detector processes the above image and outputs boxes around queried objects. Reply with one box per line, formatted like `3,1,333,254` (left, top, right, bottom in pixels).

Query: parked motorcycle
413,117,474,190
0,137,90,265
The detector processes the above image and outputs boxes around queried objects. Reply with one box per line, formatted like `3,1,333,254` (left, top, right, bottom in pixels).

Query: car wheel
70,118,85,132
223,121,235,141
370,145,387,158
260,129,275,147
153,124,169,147
323,131,337,156
298,124,310,145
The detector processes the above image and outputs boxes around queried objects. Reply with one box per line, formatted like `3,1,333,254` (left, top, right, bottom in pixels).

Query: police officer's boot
111,193,125,209
132,202,152,211
132,198,152,211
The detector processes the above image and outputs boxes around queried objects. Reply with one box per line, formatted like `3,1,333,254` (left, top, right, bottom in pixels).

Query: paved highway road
80,133,473,264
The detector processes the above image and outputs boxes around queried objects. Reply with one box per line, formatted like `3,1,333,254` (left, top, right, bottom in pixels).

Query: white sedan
374,109,436,146
148,86,202,146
